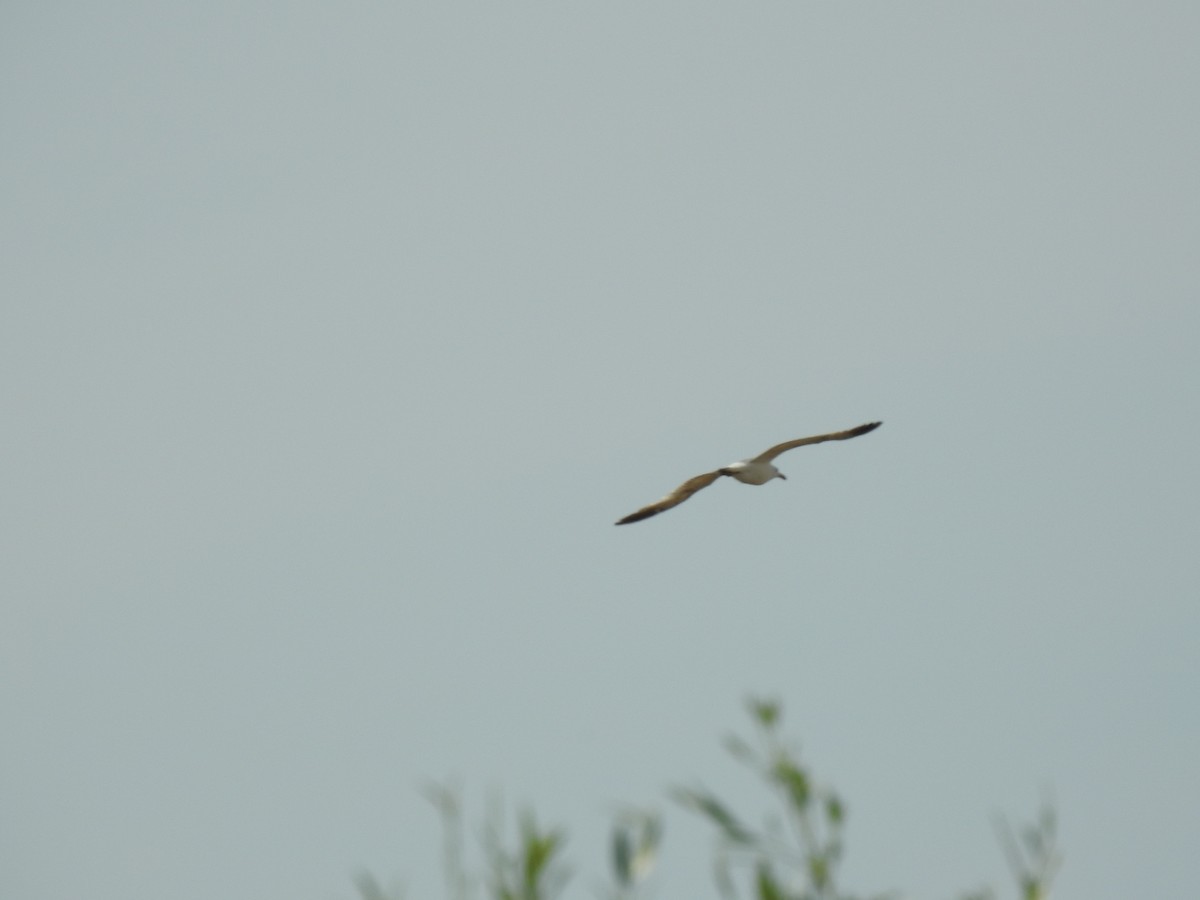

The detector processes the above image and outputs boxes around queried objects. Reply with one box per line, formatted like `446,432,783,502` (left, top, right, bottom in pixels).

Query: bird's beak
778,473,787,480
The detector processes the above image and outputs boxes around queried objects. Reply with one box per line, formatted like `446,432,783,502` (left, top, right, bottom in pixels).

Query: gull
615,421,882,525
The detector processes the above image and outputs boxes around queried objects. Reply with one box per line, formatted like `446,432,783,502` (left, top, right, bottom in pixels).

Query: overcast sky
3,5,1198,900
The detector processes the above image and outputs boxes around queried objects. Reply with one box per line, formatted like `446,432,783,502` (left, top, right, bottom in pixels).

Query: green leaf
673,787,754,844
772,758,811,811
755,861,786,900
748,697,781,728
723,732,757,764
612,828,632,887
524,833,560,888
808,854,830,890
825,793,845,826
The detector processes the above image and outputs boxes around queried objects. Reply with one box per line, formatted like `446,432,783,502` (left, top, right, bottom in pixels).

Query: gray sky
3,4,1198,899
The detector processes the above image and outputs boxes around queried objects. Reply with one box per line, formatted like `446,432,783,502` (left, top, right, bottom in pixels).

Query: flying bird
615,421,882,525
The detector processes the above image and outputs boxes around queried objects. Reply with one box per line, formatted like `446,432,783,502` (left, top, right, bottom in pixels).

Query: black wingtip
615,509,658,525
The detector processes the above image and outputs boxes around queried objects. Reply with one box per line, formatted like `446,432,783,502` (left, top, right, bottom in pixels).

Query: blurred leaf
825,793,845,827
372,700,1059,900
755,861,786,900
620,810,662,884
612,828,632,887
748,697,781,728
713,847,738,900
993,802,1060,900
643,813,663,850
422,781,469,900
673,787,755,844
808,854,830,891
519,812,566,898
772,757,811,812
826,838,844,866
724,732,757,764
422,781,460,817
353,871,401,900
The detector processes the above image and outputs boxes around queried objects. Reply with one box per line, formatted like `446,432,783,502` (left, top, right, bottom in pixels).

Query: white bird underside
614,421,881,525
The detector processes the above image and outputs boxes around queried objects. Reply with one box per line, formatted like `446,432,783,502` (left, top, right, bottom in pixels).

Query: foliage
354,699,1060,900
672,697,887,900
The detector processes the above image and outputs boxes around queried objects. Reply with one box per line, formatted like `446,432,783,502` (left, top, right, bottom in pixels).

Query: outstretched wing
751,421,882,464
615,470,723,525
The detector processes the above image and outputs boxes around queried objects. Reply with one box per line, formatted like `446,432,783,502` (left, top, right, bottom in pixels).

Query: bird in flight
615,421,882,525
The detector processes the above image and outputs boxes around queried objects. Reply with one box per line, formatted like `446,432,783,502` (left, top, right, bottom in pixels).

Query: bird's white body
719,460,784,485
